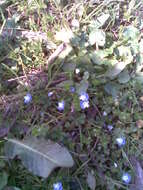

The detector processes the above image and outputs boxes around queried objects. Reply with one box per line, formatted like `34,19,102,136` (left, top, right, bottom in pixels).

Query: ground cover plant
1,0,143,189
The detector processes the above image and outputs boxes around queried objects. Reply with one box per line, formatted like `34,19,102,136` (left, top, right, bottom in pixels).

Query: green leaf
59,44,73,59
75,113,86,125
0,160,5,168
53,0,69,7
118,70,130,84
89,13,110,29
106,61,128,79
83,71,89,80
115,46,130,57
70,36,80,47
4,187,21,190
76,80,89,94
5,137,74,178
104,82,120,98
57,80,73,89
89,29,106,46
63,62,76,72
1,14,20,40
139,39,143,53
0,0,11,13
55,28,74,43
135,72,143,84
119,112,131,122
0,172,8,190
122,25,139,40
90,52,104,65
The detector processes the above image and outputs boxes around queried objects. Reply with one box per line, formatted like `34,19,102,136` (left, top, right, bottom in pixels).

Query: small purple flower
57,100,65,111
122,173,131,184
70,86,75,93
48,91,54,97
107,125,113,131
24,93,32,104
80,100,89,110
116,137,126,147
103,111,107,116
53,182,63,190
79,92,89,101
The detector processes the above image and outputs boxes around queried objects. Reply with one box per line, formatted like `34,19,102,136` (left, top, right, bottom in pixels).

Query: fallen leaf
86,171,96,190
5,137,74,178
129,156,143,190
136,120,143,129
139,96,143,103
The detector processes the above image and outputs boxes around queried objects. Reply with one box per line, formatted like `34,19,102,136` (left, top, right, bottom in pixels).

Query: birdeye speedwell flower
57,100,65,111
24,93,32,104
70,86,75,93
107,125,113,131
122,173,131,184
80,100,89,110
53,182,63,190
48,91,54,97
116,137,126,147
79,92,89,101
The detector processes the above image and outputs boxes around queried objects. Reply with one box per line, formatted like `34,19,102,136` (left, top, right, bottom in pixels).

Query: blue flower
103,111,107,116
107,125,113,131
80,100,89,110
116,137,126,147
53,182,63,190
48,91,54,97
122,173,131,184
79,92,89,101
24,93,32,104
57,100,65,111
70,86,75,93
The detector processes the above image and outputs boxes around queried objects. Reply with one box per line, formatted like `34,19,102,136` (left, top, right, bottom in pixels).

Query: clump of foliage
1,0,143,190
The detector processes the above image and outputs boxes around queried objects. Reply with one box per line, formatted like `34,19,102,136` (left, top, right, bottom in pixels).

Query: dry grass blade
46,43,67,68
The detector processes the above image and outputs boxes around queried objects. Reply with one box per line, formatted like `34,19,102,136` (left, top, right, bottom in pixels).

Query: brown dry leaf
136,120,143,129
139,96,143,103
